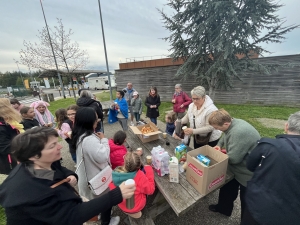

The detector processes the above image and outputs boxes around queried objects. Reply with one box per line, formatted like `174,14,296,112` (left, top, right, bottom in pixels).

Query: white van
88,77,108,90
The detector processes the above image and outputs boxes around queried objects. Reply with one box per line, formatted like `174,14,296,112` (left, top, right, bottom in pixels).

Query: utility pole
39,0,66,98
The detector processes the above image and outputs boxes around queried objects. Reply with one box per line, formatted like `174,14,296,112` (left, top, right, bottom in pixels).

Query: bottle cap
125,179,135,185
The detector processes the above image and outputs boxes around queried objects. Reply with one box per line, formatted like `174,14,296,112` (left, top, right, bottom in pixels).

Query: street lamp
39,0,66,99
13,59,25,88
97,0,113,101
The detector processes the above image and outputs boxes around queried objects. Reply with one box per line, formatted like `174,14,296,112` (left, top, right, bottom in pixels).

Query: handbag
193,115,212,145
76,138,112,196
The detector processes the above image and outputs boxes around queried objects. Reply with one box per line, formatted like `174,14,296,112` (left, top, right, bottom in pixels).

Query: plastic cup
146,155,152,165
182,126,187,130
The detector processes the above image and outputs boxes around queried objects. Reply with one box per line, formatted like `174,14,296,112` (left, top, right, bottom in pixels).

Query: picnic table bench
125,128,234,225
100,101,113,115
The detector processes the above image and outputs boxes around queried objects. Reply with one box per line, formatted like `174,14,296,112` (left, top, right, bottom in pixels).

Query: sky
0,0,299,73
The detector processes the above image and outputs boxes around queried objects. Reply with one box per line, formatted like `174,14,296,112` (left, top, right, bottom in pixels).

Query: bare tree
20,18,89,98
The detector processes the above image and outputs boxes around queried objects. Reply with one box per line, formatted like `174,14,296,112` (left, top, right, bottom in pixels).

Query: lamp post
39,0,66,98
13,59,25,88
97,0,113,101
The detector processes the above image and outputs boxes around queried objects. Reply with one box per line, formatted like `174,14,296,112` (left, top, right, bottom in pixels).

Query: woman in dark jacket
145,87,161,125
76,90,104,132
0,98,24,175
0,127,136,225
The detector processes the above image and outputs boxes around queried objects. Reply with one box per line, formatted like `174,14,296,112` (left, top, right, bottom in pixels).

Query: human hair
191,86,206,98
10,98,21,105
11,127,58,163
166,111,177,123
287,111,300,134
124,151,141,172
113,130,127,145
148,86,158,96
175,84,182,89
67,104,79,111
0,98,22,123
117,90,125,98
71,107,97,151
20,106,31,115
208,109,232,126
80,90,93,98
55,108,68,130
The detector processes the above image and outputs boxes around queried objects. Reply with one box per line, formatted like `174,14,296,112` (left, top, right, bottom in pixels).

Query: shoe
208,204,219,212
130,121,134,126
109,216,120,225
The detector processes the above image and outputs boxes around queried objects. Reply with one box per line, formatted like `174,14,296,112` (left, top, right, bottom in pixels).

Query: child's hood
112,167,137,186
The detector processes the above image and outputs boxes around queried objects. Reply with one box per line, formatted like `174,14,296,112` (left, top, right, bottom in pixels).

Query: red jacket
172,91,192,113
109,166,155,213
109,139,127,169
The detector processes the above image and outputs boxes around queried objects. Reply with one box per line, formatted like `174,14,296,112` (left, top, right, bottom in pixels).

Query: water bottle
175,119,182,136
125,179,135,209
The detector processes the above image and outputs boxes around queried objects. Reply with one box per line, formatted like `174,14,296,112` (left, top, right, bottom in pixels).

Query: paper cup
182,126,187,130
163,133,167,138
146,156,152,165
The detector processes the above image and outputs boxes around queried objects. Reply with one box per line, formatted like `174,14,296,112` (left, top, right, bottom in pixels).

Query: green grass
48,97,77,114
0,206,6,225
95,90,116,102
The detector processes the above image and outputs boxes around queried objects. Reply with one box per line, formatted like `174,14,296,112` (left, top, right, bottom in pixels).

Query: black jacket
0,118,18,175
0,161,123,225
76,97,103,121
21,118,40,130
246,134,300,225
145,95,161,118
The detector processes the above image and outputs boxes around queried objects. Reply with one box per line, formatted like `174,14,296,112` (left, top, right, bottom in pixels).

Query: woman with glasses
173,86,221,149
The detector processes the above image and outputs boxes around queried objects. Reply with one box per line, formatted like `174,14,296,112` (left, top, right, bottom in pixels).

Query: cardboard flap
130,126,142,134
143,130,162,136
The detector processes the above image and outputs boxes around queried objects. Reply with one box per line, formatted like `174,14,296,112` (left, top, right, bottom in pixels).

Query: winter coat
122,87,136,106
245,134,300,225
131,97,143,114
0,161,123,225
0,118,18,175
76,133,110,200
172,91,192,113
77,97,103,121
145,95,161,118
166,122,175,136
109,166,155,214
109,139,127,170
108,98,129,124
21,118,40,130
181,95,222,142
217,118,260,186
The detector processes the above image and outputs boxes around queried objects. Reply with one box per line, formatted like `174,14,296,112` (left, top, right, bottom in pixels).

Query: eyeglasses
192,98,201,101
67,113,76,117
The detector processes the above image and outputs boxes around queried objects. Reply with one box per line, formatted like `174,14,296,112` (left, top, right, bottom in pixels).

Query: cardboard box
186,145,228,195
129,121,162,143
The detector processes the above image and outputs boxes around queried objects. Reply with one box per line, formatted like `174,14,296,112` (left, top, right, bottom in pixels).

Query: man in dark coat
242,111,300,225
76,90,104,132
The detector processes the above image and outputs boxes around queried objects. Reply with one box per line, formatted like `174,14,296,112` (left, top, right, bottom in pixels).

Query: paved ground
60,116,241,225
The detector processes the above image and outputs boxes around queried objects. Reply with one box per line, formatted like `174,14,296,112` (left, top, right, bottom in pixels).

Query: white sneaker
130,121,134,126
109,216,120,225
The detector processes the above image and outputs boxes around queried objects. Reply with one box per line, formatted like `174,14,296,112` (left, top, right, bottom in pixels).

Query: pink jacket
172,91,192,113
109,139,127,169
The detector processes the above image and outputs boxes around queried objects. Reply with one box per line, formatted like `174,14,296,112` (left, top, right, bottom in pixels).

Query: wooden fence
115,54,300,106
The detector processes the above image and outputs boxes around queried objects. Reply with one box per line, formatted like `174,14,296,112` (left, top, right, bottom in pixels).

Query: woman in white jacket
174,86,222,149
71,107,120,225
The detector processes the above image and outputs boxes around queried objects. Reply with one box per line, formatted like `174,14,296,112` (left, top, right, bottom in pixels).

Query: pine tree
160,0,299,99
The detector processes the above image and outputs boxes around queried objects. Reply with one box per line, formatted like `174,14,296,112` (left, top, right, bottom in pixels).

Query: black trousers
193,138,219,149
217,178,246,218
101,206,112,225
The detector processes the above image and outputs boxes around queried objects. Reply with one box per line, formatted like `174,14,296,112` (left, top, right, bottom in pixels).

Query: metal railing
125,54,169,62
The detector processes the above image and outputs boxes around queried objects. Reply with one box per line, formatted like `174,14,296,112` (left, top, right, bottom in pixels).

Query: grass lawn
0,206,5,225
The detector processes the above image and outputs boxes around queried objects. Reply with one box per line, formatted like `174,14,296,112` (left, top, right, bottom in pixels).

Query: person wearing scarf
30,100,55,128
145,86,161,125
109,90,129,131
0,98,24,174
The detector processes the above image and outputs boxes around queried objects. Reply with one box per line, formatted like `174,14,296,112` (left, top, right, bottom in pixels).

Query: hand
97,118,101,122
95,132,105,139
119,181,136,199
184,128,193,135
180,104,184,108
214,146,221,151
172,99,176,103
67,175,77,186
173,133,181,140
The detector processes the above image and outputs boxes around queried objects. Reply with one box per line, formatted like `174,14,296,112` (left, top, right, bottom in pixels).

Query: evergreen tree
160,0,299,99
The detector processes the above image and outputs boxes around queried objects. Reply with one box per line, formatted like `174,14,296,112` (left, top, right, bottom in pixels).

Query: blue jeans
134,112,140,122
150,117,157,125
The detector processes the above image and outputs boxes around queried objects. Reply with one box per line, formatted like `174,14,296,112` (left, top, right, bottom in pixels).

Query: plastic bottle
125,179,135,209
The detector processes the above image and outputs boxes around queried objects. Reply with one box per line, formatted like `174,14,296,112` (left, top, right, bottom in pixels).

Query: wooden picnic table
125,128,234,225
100,100,113,115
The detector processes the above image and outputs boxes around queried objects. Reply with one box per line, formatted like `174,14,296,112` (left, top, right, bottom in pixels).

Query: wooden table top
125,128,233,217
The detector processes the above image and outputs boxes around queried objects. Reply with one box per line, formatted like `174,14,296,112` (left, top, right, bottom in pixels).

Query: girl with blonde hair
0,98,24,174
